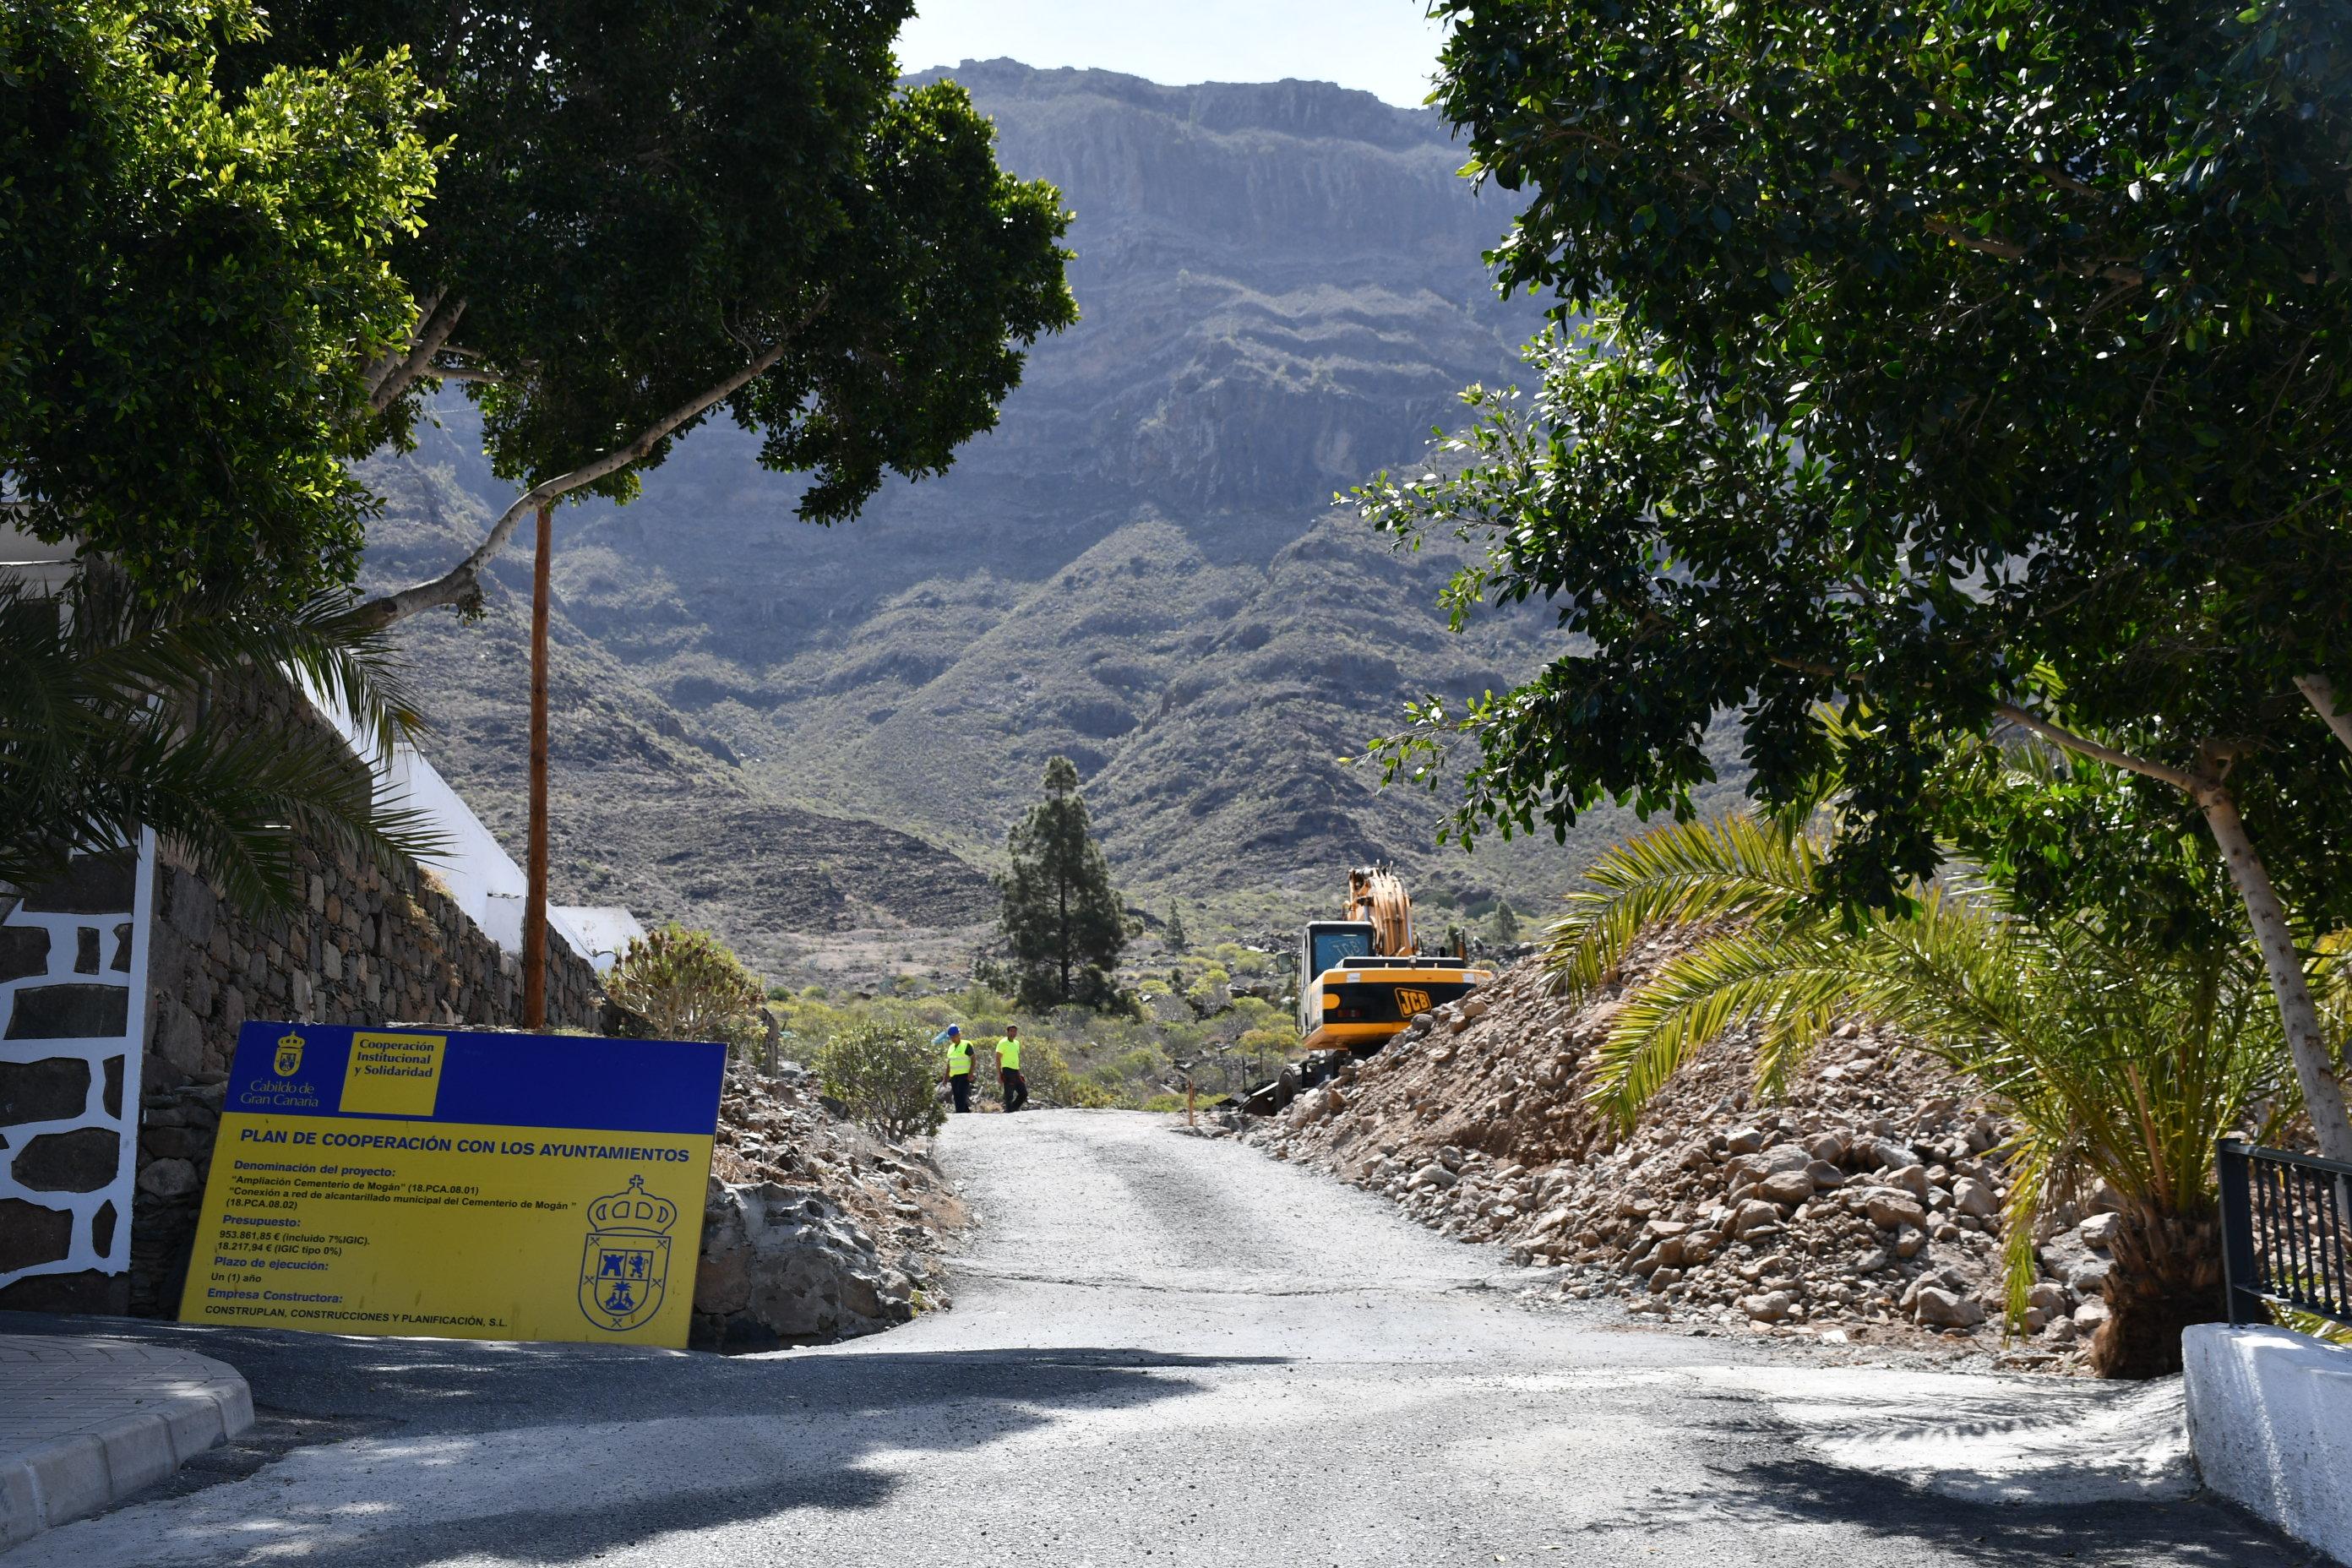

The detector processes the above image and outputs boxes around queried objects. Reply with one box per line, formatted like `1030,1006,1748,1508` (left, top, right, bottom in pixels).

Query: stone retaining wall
128,836,601,1315
1,674,602,1317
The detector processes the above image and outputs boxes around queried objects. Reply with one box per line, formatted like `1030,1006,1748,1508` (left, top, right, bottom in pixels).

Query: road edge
0,1340,253,1551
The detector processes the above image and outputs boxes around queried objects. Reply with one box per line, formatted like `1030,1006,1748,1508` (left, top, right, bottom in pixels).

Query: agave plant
1548,812,2307,1379
0,571,442,913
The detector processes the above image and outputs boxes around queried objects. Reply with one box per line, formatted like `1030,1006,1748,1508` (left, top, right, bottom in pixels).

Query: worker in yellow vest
996,1024,1028,1113
934,1025,973,1113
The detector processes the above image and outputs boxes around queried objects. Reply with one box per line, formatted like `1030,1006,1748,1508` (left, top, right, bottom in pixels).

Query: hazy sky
896,2,1449,107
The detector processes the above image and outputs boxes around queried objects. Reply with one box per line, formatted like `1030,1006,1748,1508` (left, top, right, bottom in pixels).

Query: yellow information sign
180,1022,725,1348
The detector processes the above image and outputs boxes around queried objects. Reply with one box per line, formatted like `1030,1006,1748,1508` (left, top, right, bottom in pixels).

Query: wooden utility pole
523,502,552,1031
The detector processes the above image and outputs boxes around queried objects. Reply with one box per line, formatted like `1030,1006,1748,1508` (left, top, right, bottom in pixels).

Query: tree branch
368,297,469,413
1991,703,2202,794
2296,674,2352,758
1919,217,2145,286
353,331,801,629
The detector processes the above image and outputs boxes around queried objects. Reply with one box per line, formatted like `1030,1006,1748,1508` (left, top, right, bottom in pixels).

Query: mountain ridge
366,61,1748,980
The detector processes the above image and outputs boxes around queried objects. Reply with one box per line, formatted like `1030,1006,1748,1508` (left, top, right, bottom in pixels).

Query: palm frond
1584,925,1858,1125
1544,814,1824,1003
0,571,443,914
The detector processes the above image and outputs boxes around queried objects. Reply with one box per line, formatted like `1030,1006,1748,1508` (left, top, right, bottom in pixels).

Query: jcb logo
1395,988,1433,1018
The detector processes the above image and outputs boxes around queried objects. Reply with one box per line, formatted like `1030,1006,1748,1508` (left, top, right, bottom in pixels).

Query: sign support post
525,502,552,1029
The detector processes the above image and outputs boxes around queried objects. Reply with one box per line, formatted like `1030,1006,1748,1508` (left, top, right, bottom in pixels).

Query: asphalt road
4,1111,2318,1567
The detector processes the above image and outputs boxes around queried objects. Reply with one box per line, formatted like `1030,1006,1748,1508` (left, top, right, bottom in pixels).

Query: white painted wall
0,830,154,1292
2183,1323,2352,1565
307,689,619,966
552,906,647,973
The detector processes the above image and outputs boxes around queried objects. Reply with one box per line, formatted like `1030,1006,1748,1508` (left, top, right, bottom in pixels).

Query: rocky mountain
370,61,1749,977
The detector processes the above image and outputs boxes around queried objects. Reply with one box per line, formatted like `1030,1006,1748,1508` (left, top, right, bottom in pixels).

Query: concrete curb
2183,1324,2352,1566
0,1337,253,1551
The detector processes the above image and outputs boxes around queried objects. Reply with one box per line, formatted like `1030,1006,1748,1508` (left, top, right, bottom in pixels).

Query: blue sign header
226,1022,727,1136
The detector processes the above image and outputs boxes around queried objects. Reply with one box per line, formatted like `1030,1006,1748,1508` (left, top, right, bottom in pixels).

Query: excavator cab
1294,869,1493,1054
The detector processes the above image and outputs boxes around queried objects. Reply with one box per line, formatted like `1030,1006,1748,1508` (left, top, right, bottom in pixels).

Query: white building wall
308,690,617,966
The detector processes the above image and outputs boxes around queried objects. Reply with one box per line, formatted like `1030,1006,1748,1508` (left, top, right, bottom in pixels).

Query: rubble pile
1242,944,2120,1368
692,1059,966,1351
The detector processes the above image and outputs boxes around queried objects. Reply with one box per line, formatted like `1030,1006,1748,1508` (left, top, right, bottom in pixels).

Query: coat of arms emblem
274,1030,305,1078
579,1175,675,1332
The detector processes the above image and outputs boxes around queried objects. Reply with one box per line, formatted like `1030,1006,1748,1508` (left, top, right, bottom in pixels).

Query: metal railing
2218,1139,2352,1329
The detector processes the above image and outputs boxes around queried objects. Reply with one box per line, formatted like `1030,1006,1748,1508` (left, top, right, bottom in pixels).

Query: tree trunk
354,329,803,629
1995,706,2352,1161
2200,784,2352,1162
2091,1200,2224,1379
2298,675,2352,758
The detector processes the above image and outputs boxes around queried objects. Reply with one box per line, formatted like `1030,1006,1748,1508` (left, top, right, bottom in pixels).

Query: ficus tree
1364,0,2352,1156
228,0,1080,627
0,0,440,608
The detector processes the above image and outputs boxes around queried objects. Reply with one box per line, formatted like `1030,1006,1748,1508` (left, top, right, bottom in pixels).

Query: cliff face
371,63,1728,964
914,63,1533,514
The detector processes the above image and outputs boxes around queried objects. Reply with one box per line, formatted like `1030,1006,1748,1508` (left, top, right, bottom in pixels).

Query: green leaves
242,1,1075,537
999,755,1127,1013
1382,0,2352,936
604,924,768,1052
0,0,439,607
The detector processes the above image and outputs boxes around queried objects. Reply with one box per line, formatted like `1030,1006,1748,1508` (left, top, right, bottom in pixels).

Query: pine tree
999,756,1127,1010
1165,903,1190,953
1492,900,1521,945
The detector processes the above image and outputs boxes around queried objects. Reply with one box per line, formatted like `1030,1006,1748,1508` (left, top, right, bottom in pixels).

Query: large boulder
1756,1169,1816,1207
1861,1188,1930,1232
693,1179,913,1351
1912,1286,1986,1330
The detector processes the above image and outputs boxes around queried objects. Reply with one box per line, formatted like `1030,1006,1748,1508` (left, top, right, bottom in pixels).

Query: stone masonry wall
122,678,601,1317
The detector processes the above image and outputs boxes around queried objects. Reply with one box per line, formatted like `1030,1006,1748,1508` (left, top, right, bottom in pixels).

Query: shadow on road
5,1313,1287,1566
1640,1457,2321,1568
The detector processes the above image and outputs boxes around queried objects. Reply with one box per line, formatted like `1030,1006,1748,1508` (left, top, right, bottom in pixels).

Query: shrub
813,1021,947,1141
1021,1037,1117,1109
604,923,766,1053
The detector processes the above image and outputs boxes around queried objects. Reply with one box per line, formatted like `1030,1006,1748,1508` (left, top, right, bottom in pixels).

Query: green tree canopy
230,0,1078,626
1366,0,2352,1155
999,755,1127,1011
1,0,440,607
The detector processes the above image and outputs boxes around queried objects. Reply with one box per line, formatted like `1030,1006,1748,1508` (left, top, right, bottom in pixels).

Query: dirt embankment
1240,944,2117,1369
693,1060,968,1350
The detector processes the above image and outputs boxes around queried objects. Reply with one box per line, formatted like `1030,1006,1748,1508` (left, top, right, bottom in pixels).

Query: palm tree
0,571,440,913
1547,813,2309,1378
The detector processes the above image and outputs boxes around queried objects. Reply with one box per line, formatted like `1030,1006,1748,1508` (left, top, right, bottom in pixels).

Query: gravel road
6,1110,2313,1566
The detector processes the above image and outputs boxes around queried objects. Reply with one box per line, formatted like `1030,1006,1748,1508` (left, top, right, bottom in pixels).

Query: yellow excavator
1297,866,1494,1054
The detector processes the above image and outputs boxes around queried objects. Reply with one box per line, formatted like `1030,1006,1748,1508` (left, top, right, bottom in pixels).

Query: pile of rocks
1243,946,2121,1368
691,1059,966,1351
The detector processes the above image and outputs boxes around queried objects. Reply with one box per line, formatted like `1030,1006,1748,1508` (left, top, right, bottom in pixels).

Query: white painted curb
0,1342,252,1551
2183,1323,2352,1566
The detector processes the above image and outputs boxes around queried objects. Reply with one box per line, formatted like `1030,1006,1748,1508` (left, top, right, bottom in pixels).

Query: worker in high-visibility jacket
935,1025,973,1113
996,1024,1028,1113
